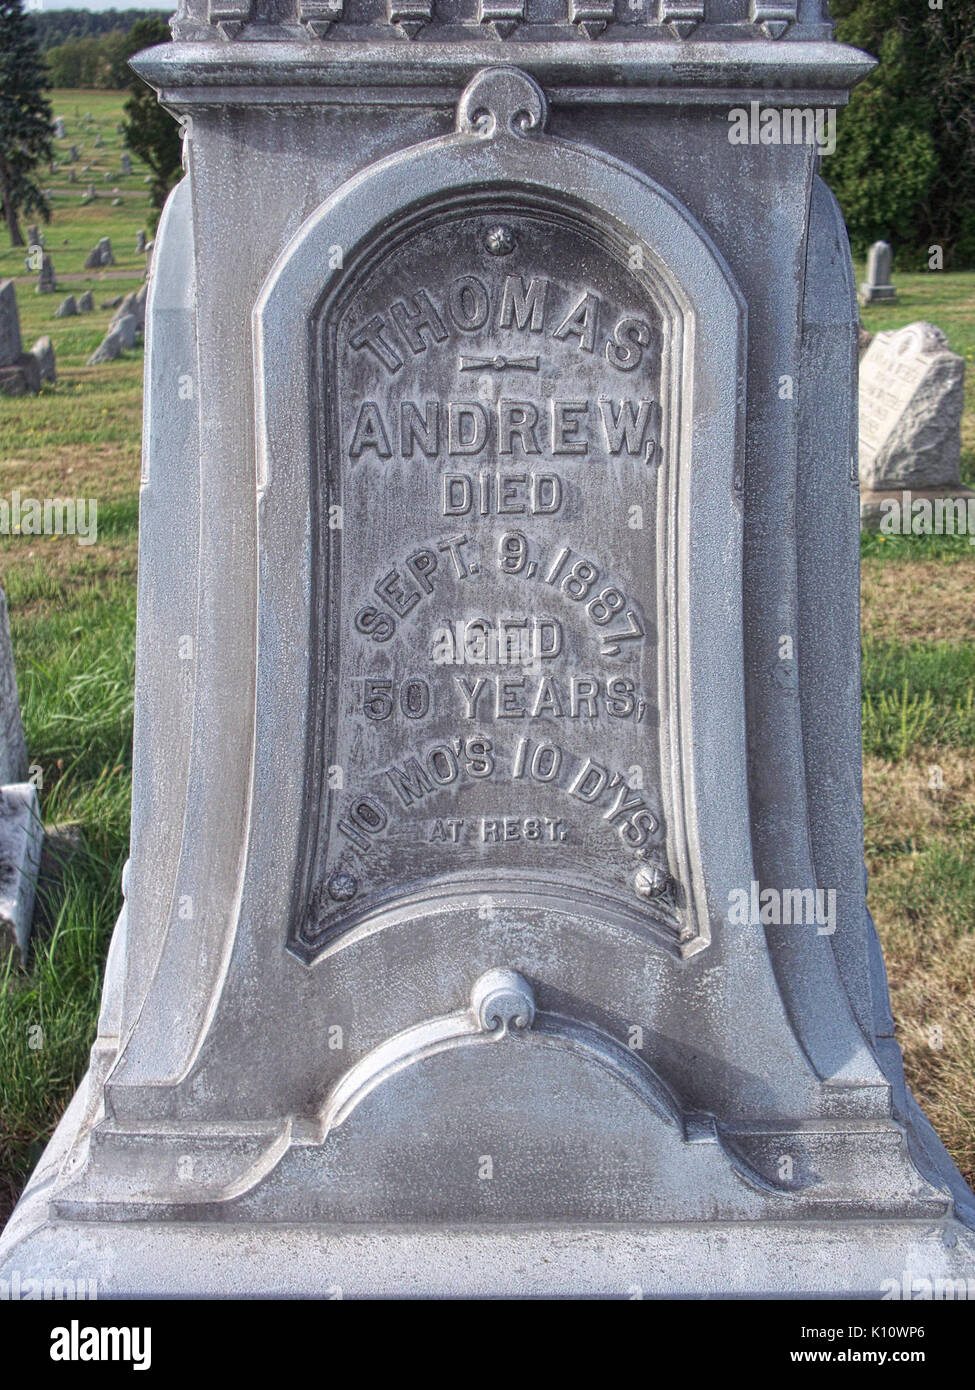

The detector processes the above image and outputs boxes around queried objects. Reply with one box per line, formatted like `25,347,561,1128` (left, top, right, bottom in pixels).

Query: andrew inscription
297,208,676,957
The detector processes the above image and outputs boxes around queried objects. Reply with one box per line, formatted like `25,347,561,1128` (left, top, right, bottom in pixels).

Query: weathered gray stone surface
53,294,78,318
121,153,133,175
4,0,974,1298
0,785,42,968
54,117,65,138
859,322,966,489
0,589,27,785
86,327,125,365
30,336,56,384
859,238,896,305
113,312,138,350
84,237,114,269
136,229,146,254
78,290,94,313
0,279,21,367
35,254,55,294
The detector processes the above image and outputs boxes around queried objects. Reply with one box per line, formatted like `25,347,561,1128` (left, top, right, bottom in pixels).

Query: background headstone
35,255,55,295
0,280,21,369
78,290,94,313
53,117,65,139
859,322,966,489
859,240,896,306
84,237,115,270
30,336,56,385
136,229,146,254
0,588,28,785
121,153,133,175
0,783,43,969
54,295,78,318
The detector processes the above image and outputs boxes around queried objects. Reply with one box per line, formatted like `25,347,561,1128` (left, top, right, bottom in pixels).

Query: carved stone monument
859,239,896,306
3,0,974,1297
859,321,972,527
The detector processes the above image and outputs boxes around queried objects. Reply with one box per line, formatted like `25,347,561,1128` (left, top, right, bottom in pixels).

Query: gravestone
54,117,65,139
135,229,146,254
35,255,55,295
0,588,28,786
31,336,56,385
54,295,78,318
859,322,972,527
859,239,896,306
4,0,974,1298
68,145,78,163
0,279,42,397
69,168,77,184
78,290,94,313
84,237,114,269
0,590,40,968
121,153,133,175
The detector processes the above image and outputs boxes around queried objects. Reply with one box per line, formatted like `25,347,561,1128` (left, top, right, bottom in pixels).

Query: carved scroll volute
455,67,548,140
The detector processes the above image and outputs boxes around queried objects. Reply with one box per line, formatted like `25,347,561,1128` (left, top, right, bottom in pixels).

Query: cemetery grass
1,136,975,1215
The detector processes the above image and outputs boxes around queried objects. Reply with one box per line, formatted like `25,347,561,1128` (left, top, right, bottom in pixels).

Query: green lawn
0,98,973,1218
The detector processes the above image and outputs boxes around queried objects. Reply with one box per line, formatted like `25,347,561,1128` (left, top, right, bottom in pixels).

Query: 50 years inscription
299,207,679,953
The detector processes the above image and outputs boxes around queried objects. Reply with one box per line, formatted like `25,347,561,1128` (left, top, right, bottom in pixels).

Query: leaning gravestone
859,322,972,526
859,239,896,306
3,0,974,1298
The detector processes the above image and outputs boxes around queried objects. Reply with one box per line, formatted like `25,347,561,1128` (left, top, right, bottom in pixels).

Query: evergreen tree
825,0,975,269
122,16,181,219
0,0,54,248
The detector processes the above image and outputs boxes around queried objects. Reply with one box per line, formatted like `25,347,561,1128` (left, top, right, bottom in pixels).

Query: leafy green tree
0,0,54,248
122,16,181,218
825,0,975,269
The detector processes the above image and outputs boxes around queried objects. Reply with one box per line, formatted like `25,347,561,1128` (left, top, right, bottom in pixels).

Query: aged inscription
300,208,673,952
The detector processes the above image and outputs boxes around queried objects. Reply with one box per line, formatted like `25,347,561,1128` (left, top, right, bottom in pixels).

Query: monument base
4,1071,975,1299
859,285,897,306
860,484,975,532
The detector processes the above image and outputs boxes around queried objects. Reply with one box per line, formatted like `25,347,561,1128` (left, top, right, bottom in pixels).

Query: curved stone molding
455,66,547,139
321,968,683,1137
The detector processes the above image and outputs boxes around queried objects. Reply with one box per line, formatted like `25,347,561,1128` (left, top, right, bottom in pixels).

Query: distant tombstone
104,171,113,182
84,237,114,269
94,134,103,148
53,295,78,318
68,145,78,163
114,313,138,350
35,254,56,295
68,168,77,184
78,291,94,313
135,229,146,254
54,117,65,138
31,335,56,385
859,321,972,523
121,153,133,175
0,280,41,397
0,279,21,368
858,240,896,306
0,586,28,784
85,184,96,200
26,225,40,246
86,326,125,365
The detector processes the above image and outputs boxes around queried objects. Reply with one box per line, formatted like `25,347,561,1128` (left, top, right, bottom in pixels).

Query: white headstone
858,239,896,305
859,322,965,490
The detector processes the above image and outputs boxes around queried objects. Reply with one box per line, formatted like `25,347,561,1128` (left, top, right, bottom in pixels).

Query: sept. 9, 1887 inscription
296,207,677,958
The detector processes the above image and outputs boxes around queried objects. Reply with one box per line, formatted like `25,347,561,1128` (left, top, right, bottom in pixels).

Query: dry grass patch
864,750,975,1187
861,558,975,644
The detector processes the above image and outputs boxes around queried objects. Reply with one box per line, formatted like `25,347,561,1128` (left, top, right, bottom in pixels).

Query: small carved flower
634,864,675,903
484,225,516,256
